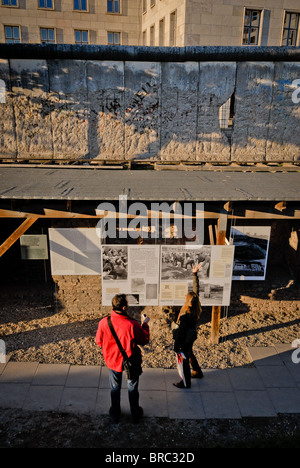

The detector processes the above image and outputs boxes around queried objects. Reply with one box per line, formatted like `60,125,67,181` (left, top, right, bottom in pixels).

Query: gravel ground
1,280,300,448
1,288,300,370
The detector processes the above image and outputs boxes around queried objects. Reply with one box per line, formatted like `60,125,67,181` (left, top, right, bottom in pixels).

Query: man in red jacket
95,294,150,423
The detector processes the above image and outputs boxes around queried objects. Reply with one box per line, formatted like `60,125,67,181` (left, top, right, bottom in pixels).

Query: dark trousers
182,347,202,387
109,368,140,419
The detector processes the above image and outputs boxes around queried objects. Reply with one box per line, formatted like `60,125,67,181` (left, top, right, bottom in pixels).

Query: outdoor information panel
101,244,235,307
47,226,273,306
20,235,48,260
101,245,160,306
230,226,271,280
49,228,102,275
160,245,235,307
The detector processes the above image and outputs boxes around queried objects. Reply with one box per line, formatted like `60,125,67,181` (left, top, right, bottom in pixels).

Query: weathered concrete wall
0,55,299,162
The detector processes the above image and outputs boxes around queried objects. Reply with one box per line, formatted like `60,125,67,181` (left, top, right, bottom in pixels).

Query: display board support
210,207,228,344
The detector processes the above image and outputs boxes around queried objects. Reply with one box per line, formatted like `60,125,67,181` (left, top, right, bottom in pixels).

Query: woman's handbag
107,316,142,380
176,352,187,387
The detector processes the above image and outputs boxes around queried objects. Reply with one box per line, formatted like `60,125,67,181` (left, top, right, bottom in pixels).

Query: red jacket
95,310,150,372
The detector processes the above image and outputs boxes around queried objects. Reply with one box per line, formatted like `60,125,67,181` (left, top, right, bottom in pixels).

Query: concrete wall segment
48,59,89,159
9,58,53,159
232,61,275,161
0,46,299,163
196,61,236,161
0,59,17,159
266,61,300,161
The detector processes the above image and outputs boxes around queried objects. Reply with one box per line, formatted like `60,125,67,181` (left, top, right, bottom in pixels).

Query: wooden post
0,217,38,257
210,210,227,344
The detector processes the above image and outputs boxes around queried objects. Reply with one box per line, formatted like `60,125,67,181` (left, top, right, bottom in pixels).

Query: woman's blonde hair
178,291,202,323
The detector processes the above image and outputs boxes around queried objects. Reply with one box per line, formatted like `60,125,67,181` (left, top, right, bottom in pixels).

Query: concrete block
48,59,89,159
247,346,284,366
232,62,275,162
59,386,98,413
159,62,199,161
32,363,70,386
87,60,125,160
23,385,64,411
167,390,205,419
201,391,241,419
139,368,166,390
124,61,160,160
10,59,53,160
235,390,277,417
0,383,30,409
139,389,169,417
227,367,265,390
196,61,236,161
0,59,17,159
266,62,300,161
0,361,39,383
199,368,233,392
65,365,101,387
267,387,300,413
257,365,297,388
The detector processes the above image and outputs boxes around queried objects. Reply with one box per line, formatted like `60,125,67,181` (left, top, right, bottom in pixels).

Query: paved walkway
1,345,300,420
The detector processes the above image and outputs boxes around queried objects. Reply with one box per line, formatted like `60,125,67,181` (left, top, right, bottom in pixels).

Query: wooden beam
0,217,38,257
210,213,227,345
0,207,300,220
0,209,44,218
43,209,98,219
208,224,215,245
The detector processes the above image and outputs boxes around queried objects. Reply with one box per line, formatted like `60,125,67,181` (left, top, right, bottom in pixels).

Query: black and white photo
230,226,271,280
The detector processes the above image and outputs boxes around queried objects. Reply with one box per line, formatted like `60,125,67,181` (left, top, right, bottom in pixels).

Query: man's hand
141,314,150,325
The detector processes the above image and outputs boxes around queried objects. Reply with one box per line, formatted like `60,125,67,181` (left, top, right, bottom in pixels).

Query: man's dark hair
112,294,128,312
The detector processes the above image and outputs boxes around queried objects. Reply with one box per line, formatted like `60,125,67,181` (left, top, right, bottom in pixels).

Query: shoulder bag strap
107,316,128,361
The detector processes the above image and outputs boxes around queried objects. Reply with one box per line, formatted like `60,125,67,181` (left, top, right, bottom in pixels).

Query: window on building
143,0,146,14
282,12,300,46
4,25,20,43
107,31,120,45
73,0,87,11
2,0,18,6
75,29,88,44
170,10,177,46
243,9,261,45
107,0,120,13
142,30,147,46
38,0,53,8
159,18,165,46
150,0,155,7
150,24,155,46
40,27,55,43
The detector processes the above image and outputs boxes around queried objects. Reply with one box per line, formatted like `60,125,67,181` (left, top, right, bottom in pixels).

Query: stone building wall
0,0,141,46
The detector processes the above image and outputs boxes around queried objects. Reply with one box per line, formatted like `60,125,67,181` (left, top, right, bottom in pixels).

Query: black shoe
109,407,120,423
173,380,191,389
132,406,143,423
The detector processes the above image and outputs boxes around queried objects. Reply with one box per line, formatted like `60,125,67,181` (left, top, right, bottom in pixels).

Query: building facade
0,0,300,47
0,0,141,45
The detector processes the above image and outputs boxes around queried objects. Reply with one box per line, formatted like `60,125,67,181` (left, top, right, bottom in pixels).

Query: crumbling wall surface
0,56,299,162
